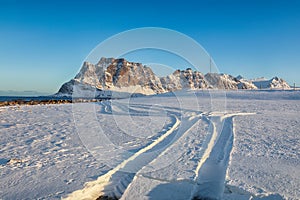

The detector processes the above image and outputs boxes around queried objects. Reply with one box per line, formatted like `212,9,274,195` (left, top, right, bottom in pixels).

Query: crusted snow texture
57,57,290,96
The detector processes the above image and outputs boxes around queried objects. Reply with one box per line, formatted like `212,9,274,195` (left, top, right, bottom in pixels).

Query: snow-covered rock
235,75,244,81
57,58,166,97
204,73,239,90
56,57,290,97
235,76,258,89
160,69,208,91
237,80,257,89
253,77,291,89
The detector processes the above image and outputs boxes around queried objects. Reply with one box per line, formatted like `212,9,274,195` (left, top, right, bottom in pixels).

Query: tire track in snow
192,112,255,200
64,114,179,200
64,102,202,200
120,115,205,200
71,100,253,200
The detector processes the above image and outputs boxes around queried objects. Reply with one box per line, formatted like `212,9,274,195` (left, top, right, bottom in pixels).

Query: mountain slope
58,58,166,97
252,77,290,89
160,69,208,91
56,57,290,97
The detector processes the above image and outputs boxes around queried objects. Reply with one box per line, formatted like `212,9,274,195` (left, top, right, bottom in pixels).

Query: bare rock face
105,59,165,93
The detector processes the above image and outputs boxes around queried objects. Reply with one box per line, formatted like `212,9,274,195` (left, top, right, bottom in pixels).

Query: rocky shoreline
0,98,105,107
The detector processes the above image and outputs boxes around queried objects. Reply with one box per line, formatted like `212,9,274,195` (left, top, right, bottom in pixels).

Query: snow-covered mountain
204,73,257,90
160,69,208,91
57,58,165,97
252,77,290,89
56,57,290,97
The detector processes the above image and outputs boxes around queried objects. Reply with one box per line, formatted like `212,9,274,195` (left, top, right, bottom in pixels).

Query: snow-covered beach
0,90,299,200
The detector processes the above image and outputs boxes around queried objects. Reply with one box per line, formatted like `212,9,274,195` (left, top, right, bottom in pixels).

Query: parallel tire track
64,102,203,200
192,112,255,200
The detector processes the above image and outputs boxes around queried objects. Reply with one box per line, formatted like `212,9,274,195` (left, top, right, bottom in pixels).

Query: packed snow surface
0,90,299,200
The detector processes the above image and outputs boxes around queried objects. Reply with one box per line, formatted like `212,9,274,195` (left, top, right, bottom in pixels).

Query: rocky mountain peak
56,57,291,97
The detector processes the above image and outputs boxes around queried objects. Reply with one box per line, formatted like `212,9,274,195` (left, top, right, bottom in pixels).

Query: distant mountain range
0,90,50,97
56,57,291,97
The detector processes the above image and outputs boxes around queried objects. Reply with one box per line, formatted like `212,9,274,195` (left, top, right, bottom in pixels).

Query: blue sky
0,0,299,95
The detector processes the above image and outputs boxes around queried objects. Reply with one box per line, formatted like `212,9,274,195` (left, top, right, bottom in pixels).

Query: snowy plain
0,90,299,200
